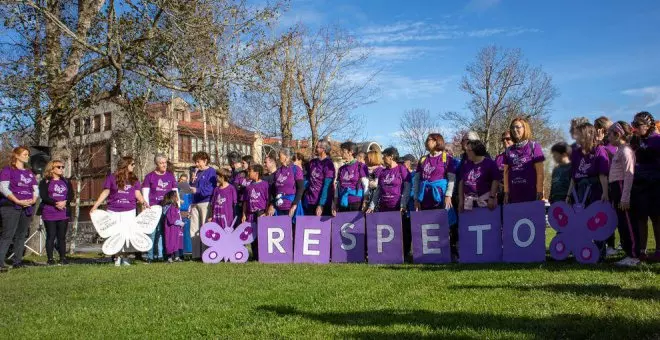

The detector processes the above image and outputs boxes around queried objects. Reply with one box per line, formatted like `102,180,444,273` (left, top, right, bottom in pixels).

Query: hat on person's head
463,131,480,142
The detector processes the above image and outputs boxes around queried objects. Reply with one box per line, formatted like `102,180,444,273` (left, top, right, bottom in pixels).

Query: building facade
70,97,261,220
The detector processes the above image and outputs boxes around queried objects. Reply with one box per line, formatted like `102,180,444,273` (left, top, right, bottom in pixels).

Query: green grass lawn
1,230,659,339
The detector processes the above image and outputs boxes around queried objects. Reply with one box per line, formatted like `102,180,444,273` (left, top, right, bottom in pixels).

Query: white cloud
376,73,456,100
367,46,448,61
359,21,539,44
622,86,660,108
276,8,324,28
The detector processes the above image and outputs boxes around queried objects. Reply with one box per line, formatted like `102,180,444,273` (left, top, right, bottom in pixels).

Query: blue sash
339,188,364,208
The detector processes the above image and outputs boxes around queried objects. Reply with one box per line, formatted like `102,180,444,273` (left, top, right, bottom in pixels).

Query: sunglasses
501,137,511,142
631,121,646,128
55,166,64,169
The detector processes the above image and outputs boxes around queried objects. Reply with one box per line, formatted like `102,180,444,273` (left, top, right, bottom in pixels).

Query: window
83,117,91,135
178,135,192,162
104,112,112,131
74,119,81,136
93,115,101,133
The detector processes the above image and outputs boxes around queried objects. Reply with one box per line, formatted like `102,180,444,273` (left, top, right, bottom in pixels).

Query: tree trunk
201,104,208,152
70,177,82,254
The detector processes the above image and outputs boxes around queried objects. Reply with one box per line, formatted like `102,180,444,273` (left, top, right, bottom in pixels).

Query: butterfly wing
102,232,126,255
234,222,256,245
201,222,224,247
228,248,249,263
128,230,154,252
91,210,121,239
573,242,601,264
581,201,617,242
202,247,225,264
135,205,162,235
547,202,575,233
549,233,570,261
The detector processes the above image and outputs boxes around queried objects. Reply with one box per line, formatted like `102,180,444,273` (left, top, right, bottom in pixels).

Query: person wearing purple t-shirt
566,123,611,260
630,111,660,260
566,123,610,205
503,117,546,204
209,168,238,229
333,142,369,214
189,151,217,260
413,133,456,211
0,147,38,272
90,156,147,266
458,140,500,212
367,147,411,213
268,148,304,218
141,154,178,262
304,140,336,216
594,116,618,254
242,164,271,261
37,160,74,265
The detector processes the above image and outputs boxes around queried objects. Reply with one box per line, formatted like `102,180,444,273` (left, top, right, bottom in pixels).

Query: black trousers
44,219,68,260
0,206,32,267
250,210,265,261
610,181,640,258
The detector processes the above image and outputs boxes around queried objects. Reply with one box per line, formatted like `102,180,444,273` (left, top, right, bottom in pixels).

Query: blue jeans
147,223,164,260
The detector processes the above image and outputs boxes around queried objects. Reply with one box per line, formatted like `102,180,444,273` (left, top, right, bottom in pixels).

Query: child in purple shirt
567,123,610,205
209,168,238,230
242,164,270,261
270,148,305,218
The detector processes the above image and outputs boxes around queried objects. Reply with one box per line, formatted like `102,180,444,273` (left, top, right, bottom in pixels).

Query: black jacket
37,178,74,217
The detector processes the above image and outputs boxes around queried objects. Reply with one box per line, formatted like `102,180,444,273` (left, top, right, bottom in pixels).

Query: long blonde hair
43,160,64,180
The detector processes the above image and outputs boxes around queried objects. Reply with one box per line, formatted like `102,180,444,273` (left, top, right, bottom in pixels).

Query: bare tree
397,109,441,159
294,26,377,149
0,0,283,164
443,45,559,153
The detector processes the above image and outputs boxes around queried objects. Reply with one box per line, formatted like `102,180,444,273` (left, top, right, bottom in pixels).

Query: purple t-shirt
103,174,141,212
243,180,269,215
338,161,368,204
192,167,217,204
495,153,506,177
461,158,501,197
305,157,335,206
634,132,660,173
210,184,237,229
42,179,69,221
503,141,545,203
273,165,303,210
571,145,610,180
377,165,411,211
0,166,36,201
142,171,177,206
416,153,456,208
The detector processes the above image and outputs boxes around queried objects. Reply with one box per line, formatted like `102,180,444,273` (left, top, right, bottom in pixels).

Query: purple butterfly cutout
547,198,617,264
201,220,255,263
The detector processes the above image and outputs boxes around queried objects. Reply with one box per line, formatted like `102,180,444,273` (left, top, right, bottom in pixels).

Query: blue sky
276,0,660,149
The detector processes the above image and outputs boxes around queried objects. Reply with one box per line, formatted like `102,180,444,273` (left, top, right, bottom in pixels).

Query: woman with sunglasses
503,117,545,204
37,161,74,265
630,111,660,261
90,156,147,266
495,131,514,203
0,146,38,272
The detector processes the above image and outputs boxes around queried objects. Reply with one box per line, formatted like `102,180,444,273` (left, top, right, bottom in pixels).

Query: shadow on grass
449,283,660,301
376,260,660,274
257,305,659,339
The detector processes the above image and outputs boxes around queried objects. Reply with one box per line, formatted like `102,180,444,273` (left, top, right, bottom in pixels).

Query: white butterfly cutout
91,206,162,255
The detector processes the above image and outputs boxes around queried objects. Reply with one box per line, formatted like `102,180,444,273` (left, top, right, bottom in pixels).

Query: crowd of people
0,111,659,271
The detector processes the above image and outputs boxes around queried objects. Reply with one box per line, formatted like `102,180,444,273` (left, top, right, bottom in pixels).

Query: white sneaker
606,247,618,256
615,257,640,267
114,256,122,267
121,258,131,266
